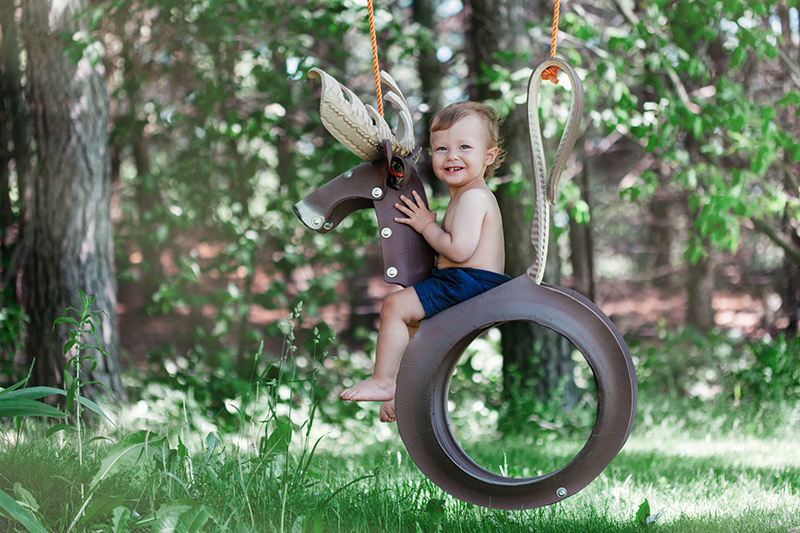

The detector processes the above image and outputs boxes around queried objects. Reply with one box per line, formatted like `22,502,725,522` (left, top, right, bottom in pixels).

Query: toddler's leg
339,287,425,402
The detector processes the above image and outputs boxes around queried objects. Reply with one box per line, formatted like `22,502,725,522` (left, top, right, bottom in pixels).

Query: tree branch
776,48,800,92
609,0,701,114
750,217,800,266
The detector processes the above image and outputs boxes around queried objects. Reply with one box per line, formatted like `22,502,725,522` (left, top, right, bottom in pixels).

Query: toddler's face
429,114,498,188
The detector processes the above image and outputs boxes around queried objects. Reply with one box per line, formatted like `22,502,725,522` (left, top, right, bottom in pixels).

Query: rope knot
541,66,559,84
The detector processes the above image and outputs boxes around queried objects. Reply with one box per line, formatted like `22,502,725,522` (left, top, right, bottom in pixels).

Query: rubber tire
395,275,637,510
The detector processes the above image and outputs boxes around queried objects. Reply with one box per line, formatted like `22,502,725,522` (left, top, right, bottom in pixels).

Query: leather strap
527,58,585,284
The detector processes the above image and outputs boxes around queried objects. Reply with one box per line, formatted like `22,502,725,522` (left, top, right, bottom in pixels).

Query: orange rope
541,0,560,84
367,0,384,116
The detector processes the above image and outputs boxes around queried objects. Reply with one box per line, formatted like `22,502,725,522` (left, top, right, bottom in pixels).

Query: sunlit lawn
310,422,800,533
2,399,799,532
0,328,800,533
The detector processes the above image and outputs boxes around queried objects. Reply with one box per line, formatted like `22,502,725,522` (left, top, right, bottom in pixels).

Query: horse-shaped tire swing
294,59,637,510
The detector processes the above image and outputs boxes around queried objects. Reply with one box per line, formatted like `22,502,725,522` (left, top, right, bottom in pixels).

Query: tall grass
1,302,799,532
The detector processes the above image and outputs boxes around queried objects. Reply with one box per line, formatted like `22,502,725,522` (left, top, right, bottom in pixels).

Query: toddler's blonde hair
430,101,506,179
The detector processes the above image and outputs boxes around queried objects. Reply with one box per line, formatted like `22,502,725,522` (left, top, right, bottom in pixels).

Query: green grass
1,319,799,532
2,410,798,532
313,428,800,533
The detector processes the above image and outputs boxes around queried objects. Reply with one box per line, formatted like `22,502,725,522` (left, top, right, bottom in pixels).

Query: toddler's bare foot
379,400,396,423
339,376,395,402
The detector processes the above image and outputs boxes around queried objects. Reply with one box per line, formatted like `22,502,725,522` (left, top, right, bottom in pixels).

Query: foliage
0,377,67,421
1,301,330,531
4,2,799,501
0,291,116,426
2,296,799,531
566,0,800,265
631,325,800,435
2,401,798,532
0,303,28,387
80,0,436,401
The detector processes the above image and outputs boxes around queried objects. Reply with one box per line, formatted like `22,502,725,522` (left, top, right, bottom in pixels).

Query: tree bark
21,0,121,395
647,171,674,288
1,0,29,272
0,0,30,376
466,0,576,421
412,0,446,194
0,0,17,246
568,157,595,300
686,205,715,333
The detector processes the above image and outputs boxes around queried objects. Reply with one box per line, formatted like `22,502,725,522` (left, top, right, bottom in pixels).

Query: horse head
293,68,435,287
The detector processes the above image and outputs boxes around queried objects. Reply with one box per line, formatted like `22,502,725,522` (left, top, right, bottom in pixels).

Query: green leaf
2,386,117,427
13,484,40,513
636,498,651,525
730,47,746,69
112,506,132,533
791,142,800,163
81,494,124,525
0,377,30,397
760,107,774,134
0,398,66,419
150,500,199,533
89,431,168,491
65,386,78,416
53,316,80,327
0,490,49,533
63,339,77,355
260,419,292,458
645,133,658,153
176,504,210,532
45,424,78,437
424,498,446,525
77,395,117,427
202,432,222,468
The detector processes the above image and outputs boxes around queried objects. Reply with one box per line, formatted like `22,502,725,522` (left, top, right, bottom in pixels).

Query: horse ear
381,139,393,167
381,71,415,156
309,67,416,162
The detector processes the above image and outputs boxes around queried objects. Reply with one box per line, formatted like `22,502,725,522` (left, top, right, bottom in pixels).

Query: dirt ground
117,265,786,369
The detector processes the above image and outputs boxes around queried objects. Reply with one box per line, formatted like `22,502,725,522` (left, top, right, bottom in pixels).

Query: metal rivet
387,267,398,278
556,487,568,498
372,187,383,198
381,227,392,238
323,221,333,230
311,217,323,228
344,169,353,179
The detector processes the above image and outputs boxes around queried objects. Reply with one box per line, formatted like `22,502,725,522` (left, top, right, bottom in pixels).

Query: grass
316,428,800,533
1,399,798,532
1,309,798,532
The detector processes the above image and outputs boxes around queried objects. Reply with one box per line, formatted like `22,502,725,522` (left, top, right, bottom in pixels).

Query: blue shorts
413,267,511,318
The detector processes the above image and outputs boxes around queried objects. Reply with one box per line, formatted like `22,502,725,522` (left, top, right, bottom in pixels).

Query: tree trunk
686,253,715,332
568,157,595,300
1,0,29,276
782,176,800,337
686,204,715,333
0,0,30,378
412,0,445,194
21,0,122,396
466,0,576,422
648,172,674,288
0,0,18,248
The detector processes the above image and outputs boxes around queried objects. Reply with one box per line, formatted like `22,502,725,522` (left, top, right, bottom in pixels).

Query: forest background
1,0,800,515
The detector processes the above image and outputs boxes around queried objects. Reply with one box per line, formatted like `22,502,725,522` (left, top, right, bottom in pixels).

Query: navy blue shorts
413,267,511,318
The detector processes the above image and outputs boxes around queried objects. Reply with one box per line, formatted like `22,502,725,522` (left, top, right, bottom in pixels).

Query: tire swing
394,57,638,510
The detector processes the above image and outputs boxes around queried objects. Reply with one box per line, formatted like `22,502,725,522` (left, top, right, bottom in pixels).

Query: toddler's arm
395,190,489,263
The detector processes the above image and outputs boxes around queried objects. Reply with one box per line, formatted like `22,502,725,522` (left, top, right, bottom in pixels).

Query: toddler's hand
394,190,436,234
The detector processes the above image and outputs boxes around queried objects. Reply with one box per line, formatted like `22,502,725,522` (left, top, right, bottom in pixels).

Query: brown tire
395,275,637,510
